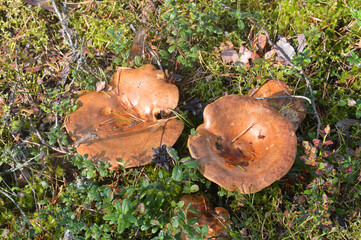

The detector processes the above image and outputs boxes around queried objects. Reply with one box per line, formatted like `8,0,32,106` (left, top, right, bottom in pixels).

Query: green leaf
11,120,23,130
172,165,183,181
356,110,361,119
237,19,245,30
117,218,127,233
338,100,346,106
159,50,170,60
182,160,198,168
122,199,130,214
103,213,118,222
167,146,179,161
189,52,198,58
189,184,199,193
125,214,137,223
168,45,176,53
201,224,209,236
190,128,198,136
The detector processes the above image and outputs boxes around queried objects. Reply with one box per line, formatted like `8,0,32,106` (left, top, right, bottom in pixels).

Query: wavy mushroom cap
188,95,297,193
65,65,184,169
248,79,306,129
179,194,231,240
111,64,179,119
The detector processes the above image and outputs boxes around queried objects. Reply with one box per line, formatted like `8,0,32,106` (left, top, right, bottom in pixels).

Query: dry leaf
297,34,307,53
265,49,277,60
96,81,106,92
221,46,239,63
239,46,253,66
128,27,146,62
275,37,296,62
22,0,55,12
253,34,267,52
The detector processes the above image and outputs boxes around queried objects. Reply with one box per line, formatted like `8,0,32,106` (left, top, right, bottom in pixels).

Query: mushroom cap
188,95,297,193
111,64,179,119
179,194,231,240
65,65,184,169
248,80,307,129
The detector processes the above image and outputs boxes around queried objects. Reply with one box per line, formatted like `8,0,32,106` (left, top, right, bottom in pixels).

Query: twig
129,24,164,72
222,4,322,132
254,95,312,104
6,147,43,230
29,119,70,155
0,188,27,218
73,132,98,148
52,0,76,51
232,119,258,144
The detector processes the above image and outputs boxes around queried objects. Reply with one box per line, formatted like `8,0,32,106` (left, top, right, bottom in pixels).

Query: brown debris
188,95,297,193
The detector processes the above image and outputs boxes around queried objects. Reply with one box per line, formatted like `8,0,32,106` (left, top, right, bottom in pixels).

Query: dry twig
254,95,312,104
29,119,71,155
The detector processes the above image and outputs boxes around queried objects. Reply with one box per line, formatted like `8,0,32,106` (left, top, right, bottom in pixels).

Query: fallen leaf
336,118,361,130
128,27,146,62
297,34,307,53
275,37,296,62
96,81,106,92
239,46,253,66
22,0,55,12
33,65,41,72
355,147,361,157
265,49,277,60
221,46,239,63
253,34,267,52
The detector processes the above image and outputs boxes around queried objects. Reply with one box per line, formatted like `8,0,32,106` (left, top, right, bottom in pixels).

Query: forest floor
0,0,361,239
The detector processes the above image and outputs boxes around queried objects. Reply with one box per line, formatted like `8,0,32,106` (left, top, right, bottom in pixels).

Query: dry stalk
254,95,312,104
231,119,258,144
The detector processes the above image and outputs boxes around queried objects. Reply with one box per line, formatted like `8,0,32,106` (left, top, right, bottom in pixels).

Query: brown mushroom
188,95,297,193
65,65,184,169
248,79,306,129
179,194,231,240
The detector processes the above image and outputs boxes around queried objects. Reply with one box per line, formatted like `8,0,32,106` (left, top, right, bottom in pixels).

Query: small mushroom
188,95,297,193
65,65,184,169
248,79,306,129
179,194,231,240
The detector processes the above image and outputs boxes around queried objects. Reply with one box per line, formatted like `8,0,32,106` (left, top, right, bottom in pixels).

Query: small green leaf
122,199,130,214
189,184,199,193
159,50,170,60
172,165,183,181
237,19,245,30
182,160,198,168
168,45,176,53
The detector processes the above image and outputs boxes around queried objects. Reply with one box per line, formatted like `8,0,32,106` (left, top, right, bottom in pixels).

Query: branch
51,0,76,51
29,119,71,155
0,188,27,218
254,95,312,104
